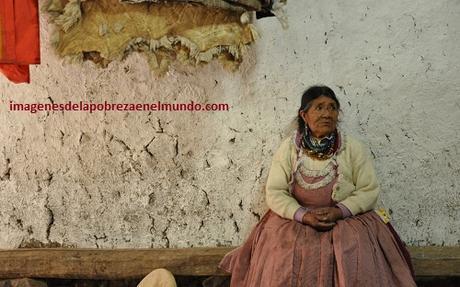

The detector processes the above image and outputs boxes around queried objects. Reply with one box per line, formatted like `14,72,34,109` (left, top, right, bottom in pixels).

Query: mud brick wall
0,0,459,248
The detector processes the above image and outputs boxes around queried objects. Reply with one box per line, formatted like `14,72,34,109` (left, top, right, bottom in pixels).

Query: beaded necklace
301,126,337,160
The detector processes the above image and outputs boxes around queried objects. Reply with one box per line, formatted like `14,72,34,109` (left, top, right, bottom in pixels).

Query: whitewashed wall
0,0,459,248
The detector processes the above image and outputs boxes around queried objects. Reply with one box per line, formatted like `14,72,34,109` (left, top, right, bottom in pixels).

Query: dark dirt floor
42,276,460,287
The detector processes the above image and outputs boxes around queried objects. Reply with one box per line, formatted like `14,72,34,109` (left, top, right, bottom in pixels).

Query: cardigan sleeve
339,138,380,215
265,138,303,220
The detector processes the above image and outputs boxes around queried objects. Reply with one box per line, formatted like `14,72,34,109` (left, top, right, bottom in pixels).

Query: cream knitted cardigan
265,132,380,220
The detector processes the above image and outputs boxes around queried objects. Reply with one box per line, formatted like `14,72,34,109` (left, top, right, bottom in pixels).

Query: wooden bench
0,247,459,279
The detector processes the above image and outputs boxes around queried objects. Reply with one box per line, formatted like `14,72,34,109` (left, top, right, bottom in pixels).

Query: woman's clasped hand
302,207,343,231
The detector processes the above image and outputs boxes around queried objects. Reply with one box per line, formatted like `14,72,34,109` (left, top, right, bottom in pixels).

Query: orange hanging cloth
0,0,40,84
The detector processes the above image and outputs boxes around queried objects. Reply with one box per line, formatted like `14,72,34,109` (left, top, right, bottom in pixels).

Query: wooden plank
0,247,234,279
409,246,460,277
0,246,458,279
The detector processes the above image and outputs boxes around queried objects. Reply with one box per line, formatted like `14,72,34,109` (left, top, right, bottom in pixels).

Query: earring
304,123,311,135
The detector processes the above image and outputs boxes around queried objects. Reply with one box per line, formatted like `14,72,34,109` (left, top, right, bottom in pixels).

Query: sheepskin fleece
46,0,257,75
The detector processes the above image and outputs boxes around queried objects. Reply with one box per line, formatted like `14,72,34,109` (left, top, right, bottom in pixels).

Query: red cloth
0,0,40,84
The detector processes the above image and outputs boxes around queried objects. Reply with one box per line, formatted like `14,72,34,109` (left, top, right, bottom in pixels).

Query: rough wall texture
0,0,459,248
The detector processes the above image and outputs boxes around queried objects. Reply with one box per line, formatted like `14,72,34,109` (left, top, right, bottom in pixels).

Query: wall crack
44,195,55,242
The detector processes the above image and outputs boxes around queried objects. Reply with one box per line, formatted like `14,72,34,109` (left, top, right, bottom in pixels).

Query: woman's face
300,95,339,138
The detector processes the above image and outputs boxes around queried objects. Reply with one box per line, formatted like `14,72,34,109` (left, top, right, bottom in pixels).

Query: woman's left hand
311,207,343,223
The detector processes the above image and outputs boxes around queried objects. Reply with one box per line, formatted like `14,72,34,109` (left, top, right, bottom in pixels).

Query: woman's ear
337,109,343,123
299,110,307,123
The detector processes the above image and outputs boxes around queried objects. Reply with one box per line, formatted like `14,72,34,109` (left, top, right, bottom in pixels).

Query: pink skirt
219,210,416,287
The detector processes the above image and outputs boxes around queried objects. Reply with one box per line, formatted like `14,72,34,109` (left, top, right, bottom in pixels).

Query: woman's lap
219,211,416,287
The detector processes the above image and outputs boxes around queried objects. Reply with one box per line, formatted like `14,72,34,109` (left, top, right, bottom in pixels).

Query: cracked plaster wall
0,0,459,248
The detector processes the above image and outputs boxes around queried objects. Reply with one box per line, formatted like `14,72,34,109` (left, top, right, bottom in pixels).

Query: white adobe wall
0,0,459,248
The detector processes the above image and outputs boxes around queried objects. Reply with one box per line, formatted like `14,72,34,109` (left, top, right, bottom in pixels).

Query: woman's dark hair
297,85,340,133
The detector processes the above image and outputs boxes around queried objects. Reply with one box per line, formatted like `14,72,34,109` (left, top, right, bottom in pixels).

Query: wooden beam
0,246,458,279
409,246,460,277
0,247,233,279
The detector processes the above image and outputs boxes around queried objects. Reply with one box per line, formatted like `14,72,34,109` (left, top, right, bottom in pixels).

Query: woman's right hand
302,212,336,231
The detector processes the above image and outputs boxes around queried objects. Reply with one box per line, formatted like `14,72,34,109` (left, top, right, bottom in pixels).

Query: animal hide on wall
45,0,260,75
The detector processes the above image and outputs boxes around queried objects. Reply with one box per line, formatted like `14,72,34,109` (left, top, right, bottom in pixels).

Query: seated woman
219,85,416,287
